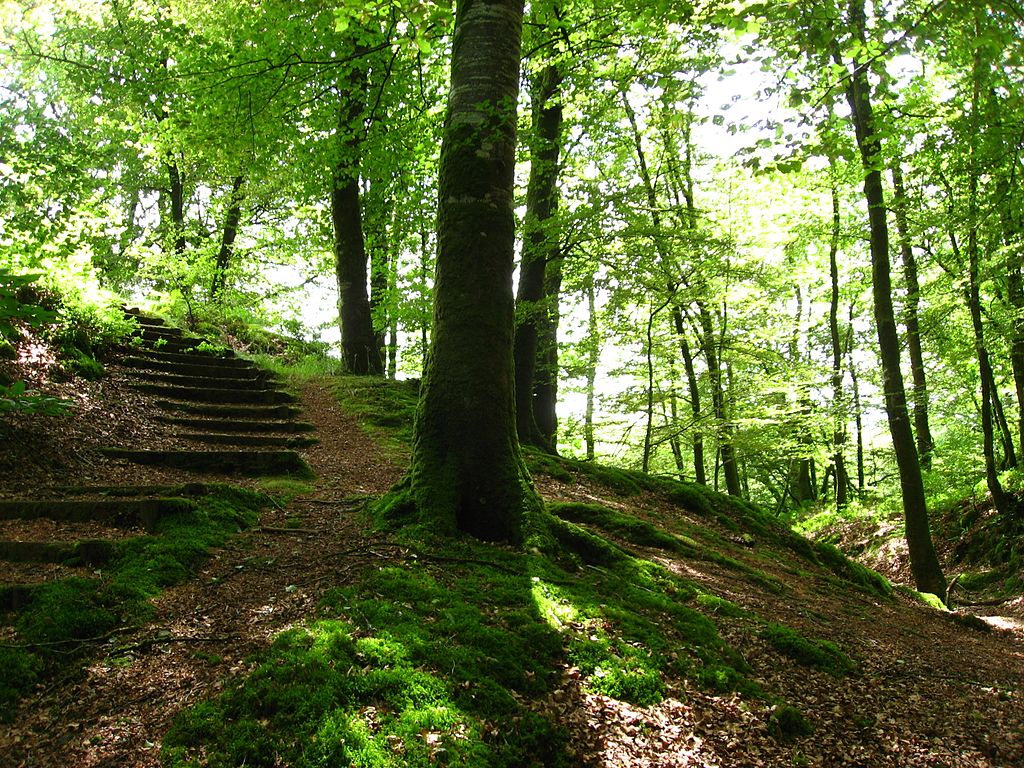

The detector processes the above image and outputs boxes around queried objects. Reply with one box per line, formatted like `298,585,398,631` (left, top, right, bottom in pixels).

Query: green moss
63,346,104,380
768,703,814,742
0,647,42,721
548,502,697,555
810,542,892,599
695,593,750,618
759,622,854,676
3,486,266,711
914,591,948,611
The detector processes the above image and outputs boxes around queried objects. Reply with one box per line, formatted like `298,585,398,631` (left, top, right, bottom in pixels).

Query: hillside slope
0,349,1021,767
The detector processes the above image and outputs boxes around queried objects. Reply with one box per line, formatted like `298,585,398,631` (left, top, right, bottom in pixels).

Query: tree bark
584,277,599,461
210,175,245,301
890,164,934,469
841,0,946,597
698,303,742,496
674,310,706,484
332,59,383,376
514,64,563,452
828,181,849,508
534,253,563,443
408,0,540,543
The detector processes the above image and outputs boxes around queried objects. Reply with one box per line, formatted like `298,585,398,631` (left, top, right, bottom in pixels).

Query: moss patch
0,486,266,711
759,622,854,676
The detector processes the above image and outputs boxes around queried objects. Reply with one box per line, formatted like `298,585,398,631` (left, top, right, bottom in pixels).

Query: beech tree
404,0,543,543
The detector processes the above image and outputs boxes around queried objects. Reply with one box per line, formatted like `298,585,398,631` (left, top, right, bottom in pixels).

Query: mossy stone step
124,308,166,326
154,400,301,420
180,433,318,448
130,383,296,405
136,325,185,341
0,498,195,531
133,370,277,391
0,538,116,566
129,347,243,365
154,415,315,433
100,448,313,477
137,336,215,354
48,483,214,498
122,356,272,381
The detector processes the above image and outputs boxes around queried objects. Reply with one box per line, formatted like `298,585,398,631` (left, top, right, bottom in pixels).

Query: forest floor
1,349,1023,767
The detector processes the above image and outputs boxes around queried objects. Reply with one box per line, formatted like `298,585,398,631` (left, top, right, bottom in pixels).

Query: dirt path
1,378,402,768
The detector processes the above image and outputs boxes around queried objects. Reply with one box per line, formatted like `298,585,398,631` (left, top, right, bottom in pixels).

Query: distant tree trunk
584,277,599,461
408,0,540,543
847,305,866,491
1003,213,1024,464
167,162,186,256
699,303,741,496
210,175,245,301
332,59,383,376
788,286,816,505
890,164,934,469
828,181,849,508
643,296,673,473
368,193,391,372
674,311,707,485
534,255,563,444
841,0,946,597
514,64,562,452
965,29,1010,512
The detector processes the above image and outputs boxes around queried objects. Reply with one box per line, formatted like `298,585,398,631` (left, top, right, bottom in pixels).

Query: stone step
0,498,195,531
137,325,185,341
124,308,167,326
133,370,277,391
99,448,313,477
153,415,315,433
0,538,117,566
45,483,213,498
154,400,302,420
128,347,243,365
130,383,296,405
180,432,318,448
136,336,215,354
122,356,271,381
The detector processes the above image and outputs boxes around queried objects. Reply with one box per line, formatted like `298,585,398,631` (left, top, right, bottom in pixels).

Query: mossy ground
159,374,900,764
0,486,267,717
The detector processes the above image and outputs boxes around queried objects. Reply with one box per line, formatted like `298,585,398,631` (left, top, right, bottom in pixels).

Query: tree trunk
674,310,706,485
841,0,946,597
514,64,563,452
965,27,1010,512
890,164,935,469
584,277,599,461
534,254,563,444
847,305,866,491
332,61,383,376
828,180,849,508
210,175,245,301
408,0,540,543
167,162,186,256
699,303,741,496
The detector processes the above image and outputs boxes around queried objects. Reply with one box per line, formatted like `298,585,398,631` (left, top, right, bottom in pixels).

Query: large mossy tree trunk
842,0,946,597
408,0,542,544
514,63,563,453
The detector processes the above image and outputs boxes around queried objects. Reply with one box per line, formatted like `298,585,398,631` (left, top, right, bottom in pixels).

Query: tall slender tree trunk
210,175,245,301
965,27,1010,512
408,0,540,543
890,165,934,469
699,303,741,496
675,311,706,484
514,64,563,452
167,163,186,256
534,255,563,444
828,180,849,508
584,277,599,461
847,305,866,492
332,59,383,376
841,0,945,597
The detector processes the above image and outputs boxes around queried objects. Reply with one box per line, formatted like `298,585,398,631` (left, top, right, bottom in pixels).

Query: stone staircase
0,309,315,607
